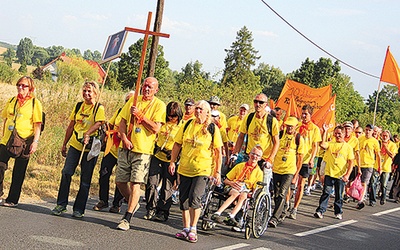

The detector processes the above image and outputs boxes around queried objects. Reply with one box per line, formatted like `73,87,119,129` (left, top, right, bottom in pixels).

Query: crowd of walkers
1,76,399,244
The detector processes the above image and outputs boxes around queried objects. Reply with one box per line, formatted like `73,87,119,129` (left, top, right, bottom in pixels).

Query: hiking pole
77,143,87,167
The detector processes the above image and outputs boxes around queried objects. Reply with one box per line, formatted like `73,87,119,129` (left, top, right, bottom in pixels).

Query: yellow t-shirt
239,113,280,159
216,111,228,143
297,122,322,164
120,96,166,155
381,141,398,173
226,162,263,190
69,102,106,151
323,141,354,179
359,136,380,168
273,132,305,175
175,121,223,177
227,115,244,144
155,120,182,162
1,97,43,144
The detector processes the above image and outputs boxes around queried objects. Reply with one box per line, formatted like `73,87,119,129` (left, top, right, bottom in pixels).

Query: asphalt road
1,189,399,250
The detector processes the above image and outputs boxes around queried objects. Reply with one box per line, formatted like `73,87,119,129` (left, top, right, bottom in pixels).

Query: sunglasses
253,100,266,105
17,84,29,89
355,132,362,134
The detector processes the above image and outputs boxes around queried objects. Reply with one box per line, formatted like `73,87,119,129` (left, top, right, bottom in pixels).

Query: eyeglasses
250,152,262,158
355,132,362,134
17,84,29,89
253,100,266,105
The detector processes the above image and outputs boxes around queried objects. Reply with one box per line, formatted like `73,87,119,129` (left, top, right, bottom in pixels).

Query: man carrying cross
115,77,166,231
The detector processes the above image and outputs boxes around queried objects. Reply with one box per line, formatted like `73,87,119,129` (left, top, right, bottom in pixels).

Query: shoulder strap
74,101,84,120
208,122,215,143
116,107,122,116
93,103,103,121
183,119,194,133
266,113,273,136
246,112,255,131
295,133,301,150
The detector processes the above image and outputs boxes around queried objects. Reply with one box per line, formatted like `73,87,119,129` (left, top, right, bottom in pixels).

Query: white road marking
294,219,358,237
372,207,400,216
30,236,85,246
214,243,251,250
252,248,272,250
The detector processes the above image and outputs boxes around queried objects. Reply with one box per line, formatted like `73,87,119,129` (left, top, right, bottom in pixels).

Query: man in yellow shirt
211,145,263,227
226,104,249,157
314,124,354,220
115,77,166,231
378,130,397,205
289,104,322,220
182,98,195,122
357,124,381,209
269,117,304,228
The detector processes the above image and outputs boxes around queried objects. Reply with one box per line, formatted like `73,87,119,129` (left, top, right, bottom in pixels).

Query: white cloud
254,30,279,38
317,8,365,17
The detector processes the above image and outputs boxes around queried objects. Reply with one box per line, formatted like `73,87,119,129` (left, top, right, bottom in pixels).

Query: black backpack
183,119,215,143
243,112,275,152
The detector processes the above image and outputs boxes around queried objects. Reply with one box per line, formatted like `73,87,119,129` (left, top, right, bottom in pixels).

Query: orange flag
276,79,332,116
312,94,336,130
269,99,275,109
380,46,400,95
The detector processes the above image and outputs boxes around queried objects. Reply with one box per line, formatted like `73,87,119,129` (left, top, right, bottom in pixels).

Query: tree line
1,26,399,134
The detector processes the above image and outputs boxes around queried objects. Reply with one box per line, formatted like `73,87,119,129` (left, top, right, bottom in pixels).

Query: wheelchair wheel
251,192,270,238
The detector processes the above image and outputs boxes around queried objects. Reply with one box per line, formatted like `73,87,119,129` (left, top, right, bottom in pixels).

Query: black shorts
299,164,311,178
179,175,208,210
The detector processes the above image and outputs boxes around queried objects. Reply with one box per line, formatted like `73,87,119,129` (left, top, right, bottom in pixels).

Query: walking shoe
153,211,168,222
3,201,18,207
72,211,84,218
380,200,385,205
304,189,311,196
211,214,225,224
225,217,240,227
335,214,343,220
343,196,351,203
51,205,67,216
356,202,365,210
93,200,108,211
314,211,323,219
0,197,3,205
109,205,121,213
144,209,156,220
288,208,297,220
310,184,316,191
268,218,278,228
117,219,130,231
369,202,376,207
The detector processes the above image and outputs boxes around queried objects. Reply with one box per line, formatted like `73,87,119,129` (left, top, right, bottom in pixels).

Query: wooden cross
125,11,170,106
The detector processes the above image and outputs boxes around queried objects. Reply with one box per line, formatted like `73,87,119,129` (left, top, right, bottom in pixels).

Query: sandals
187,230,198,243
175,230,188,240
175,229,198,243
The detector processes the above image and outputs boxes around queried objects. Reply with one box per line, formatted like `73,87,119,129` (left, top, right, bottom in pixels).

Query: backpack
74,101,106,151
10,97,45,133
244,112,275,152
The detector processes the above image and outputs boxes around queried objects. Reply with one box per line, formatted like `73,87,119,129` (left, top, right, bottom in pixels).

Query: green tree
65,48,82,57
93,50,102,62
117,38,170,89
254,63,286,101
2,48,16,67
32,46,50,65
46,45,65,59
221,26,260,89
18,61,27,73
291,57,341,88
83,49,93,60
16,37,34,65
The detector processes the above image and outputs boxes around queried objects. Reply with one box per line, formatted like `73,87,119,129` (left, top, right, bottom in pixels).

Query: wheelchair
200,168,273,239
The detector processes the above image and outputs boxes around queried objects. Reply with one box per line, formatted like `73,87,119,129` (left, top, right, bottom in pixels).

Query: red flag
380,46,400,95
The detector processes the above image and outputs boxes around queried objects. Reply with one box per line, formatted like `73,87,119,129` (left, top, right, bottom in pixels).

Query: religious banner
283,93,300,121
101,30,128,64
275,79,332,115
312,94,336,130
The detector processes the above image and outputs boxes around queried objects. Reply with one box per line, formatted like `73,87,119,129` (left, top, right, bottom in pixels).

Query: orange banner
312,94,336,130
380,46,400,95
275,79,332,115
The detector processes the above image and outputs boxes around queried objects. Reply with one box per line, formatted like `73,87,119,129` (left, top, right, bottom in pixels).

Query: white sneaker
314,211,323,219
335,214,343,220
117,219,130,231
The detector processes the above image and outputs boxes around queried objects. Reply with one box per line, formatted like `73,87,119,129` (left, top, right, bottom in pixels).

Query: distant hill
0,41,16,50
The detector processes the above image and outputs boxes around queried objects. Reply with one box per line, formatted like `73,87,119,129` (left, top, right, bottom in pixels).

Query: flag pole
372,80,382,126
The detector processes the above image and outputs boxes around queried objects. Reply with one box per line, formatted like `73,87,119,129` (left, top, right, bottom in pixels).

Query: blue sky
1,0,399,99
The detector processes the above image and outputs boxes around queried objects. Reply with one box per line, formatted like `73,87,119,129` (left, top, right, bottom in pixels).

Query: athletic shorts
299,164,311,178
179,175,208,210
115,148,151,183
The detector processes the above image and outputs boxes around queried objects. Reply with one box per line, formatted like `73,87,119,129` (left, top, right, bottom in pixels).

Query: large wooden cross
125,11,170,106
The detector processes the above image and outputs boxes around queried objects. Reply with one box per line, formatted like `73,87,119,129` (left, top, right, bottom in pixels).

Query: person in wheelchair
211,145,264,227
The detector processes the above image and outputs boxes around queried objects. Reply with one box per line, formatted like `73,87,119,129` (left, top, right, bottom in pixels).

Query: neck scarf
237,162,257,182
299,121,312,136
